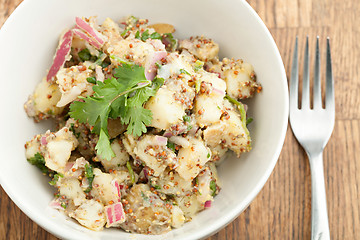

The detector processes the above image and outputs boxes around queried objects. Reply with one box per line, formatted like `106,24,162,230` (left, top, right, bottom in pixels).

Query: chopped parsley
179,69,191,76
246,117,253,125
86,77,97,84
210,180,217,197
167,141,175,151
49,173,63,186
126,161,136,184
193,60,204,71
224,95,247,126
27,152,49,174
78,48,97,62
69,63,163,160
183,115,191,122
61,202,67,209
135,29,162,41
84,164,94,193
69,123,80,138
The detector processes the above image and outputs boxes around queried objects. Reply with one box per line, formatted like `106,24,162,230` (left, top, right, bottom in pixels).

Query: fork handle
308,151,331,240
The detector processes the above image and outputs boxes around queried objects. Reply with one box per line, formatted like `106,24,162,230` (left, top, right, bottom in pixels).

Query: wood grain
1,0,360,239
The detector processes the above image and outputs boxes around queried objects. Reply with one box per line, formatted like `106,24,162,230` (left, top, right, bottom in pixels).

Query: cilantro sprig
27,152,50,175
69,63,163,160
84,164,95,193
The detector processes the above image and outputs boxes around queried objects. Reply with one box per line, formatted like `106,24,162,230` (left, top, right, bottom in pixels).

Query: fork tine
302,37,310,109
290,37,299,110
325,37,334,109
313,36,322,109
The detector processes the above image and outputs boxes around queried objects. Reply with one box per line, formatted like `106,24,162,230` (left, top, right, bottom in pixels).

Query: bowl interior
0,0,288,239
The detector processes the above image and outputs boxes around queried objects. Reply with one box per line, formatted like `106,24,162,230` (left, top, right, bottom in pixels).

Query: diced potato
72,199,106,231
24,134,42,159
101,17,122,49
179,36,219,61
120,184,171,234
221,58,261,99
44,127,79,174
133,135,176,176
24,78,64,120
91,168,120,205
195,91,223,127
175,194,203,220
97,138,129,171
149,168,193,196
196,168,213,204
56,65,94,107
145,75,195,130
145,86,184,130
170,206,185,228
57,177,86,206
175,136,211,181
203,106,250,156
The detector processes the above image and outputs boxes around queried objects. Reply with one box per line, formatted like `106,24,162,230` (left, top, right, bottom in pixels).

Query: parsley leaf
210,180,217,197
180,69,191,75
84,164,94,193
27,152,50,174
49,173,64,186
126,161,136,184
69,63,163,160
167,141,175,151
135,30,162,41
246,117,253,125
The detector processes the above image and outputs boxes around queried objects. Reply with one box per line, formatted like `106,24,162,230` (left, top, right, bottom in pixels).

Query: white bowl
0,0,288,239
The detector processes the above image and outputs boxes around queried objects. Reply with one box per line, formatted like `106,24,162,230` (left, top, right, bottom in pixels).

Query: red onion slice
111,179,121,202
72,28,101,49
75,17,106,46
46,29,73,83
40,136,48,145
212,87,225,96
105,202,126,227
145,51,167,80
49,199,63,210
204,200,212,208
155,135,168,146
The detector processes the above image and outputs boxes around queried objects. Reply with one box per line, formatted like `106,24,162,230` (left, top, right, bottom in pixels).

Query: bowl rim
0,0,289,239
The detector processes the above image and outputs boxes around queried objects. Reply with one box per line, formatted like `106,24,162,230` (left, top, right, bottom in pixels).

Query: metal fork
289,36,335,240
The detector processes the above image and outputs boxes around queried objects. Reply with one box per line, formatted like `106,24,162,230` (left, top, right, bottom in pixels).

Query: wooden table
1,0,359,239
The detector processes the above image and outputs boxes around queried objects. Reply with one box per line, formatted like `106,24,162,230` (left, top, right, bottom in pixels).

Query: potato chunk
175,136,211,181
120,184,172,234
179,36,219,61
72,200,106,231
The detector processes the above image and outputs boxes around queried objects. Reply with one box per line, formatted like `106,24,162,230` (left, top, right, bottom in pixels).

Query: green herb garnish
69,63,163,160
210,180,217,197
135,30,162,41
86,77,97,84
193,60,204,71
246,117,253,125
49,173,64,186
27,152,49,174
126,161,136,184
180,69,191,76
183,115,191,122
167,141,175,151
84,164,94,193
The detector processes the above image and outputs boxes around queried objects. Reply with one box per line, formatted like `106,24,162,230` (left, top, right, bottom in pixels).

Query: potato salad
24,16,261,234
